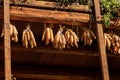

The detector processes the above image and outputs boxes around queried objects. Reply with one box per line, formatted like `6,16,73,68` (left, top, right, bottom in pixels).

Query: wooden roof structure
0,0,120,80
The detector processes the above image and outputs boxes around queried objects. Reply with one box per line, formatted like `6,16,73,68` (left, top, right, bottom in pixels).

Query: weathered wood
0,65,120,80
0,43,98,57
1,41,120,69
4,0,11,80
15,73,70,80
0,67,101,80
14,73,100,80
7,69,120,80
0,5,90,26
0,43,100,68
93,0,110,80
9,1,91,13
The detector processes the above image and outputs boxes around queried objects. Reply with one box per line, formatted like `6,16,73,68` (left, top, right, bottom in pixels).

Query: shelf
0,40,100,68
0,40,120,70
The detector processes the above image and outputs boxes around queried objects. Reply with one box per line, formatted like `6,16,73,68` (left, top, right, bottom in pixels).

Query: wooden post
4,0,11,80
93,0,110,80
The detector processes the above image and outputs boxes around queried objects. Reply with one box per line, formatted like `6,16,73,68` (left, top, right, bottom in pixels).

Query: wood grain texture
0,68,101,80
9,0,91,13
4,0,11,80
0,5,90,25
93,0,110,80
0,42,100,68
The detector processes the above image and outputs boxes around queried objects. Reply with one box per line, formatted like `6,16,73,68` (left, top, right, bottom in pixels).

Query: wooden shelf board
0,42,120,69
0,42,100,68
0,5,90,26
4,1,91,13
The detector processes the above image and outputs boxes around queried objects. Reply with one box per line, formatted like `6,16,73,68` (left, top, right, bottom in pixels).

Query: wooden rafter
0,5,90,26
93,0,110,80
4,0,11,80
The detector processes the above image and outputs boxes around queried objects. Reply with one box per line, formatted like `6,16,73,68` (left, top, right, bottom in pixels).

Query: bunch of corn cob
22,25,36,48
104,33,120,54
53,25,66,50
104,33,112,50
81,29,96,46
65,29,79,48
1,24,18,42
42,24,54,45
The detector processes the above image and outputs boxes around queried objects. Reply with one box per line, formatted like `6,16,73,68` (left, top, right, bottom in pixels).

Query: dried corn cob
42,24,54,45
81,29,96,46
65,29,79,48
22,25,37,48
1,23,18,43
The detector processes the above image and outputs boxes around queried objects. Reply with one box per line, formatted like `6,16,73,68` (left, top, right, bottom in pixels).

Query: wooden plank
15,73,70,80
0,5,90,26
51,53,99,68
93,0,110,80
1,43,120,70
0,44,98,57
14,73,100,80
4,0,11,80
8,65,100,80
9,1,91,13
0,68,101,80
0,44,100,68
0,67,119,80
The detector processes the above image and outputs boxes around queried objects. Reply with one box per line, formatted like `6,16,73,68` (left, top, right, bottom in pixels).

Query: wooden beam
0,67,119,80
0,43,99,57
15,73,70,80
0,43,100,68
8,70,120,80
9,1,91,13
0,5,90,26
93,0,110,80
4,0,11,80
1,43,120,70
0,67,101,80
0,65,100,80
14,73,100,80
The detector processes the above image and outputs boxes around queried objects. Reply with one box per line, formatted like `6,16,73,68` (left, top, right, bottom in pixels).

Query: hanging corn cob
42,24,54,45
53,24,66,50
1,24,18,42
104,33,120,54
81,29,96,46
104,33,112,50
65,29,79,48
22,24,36,48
